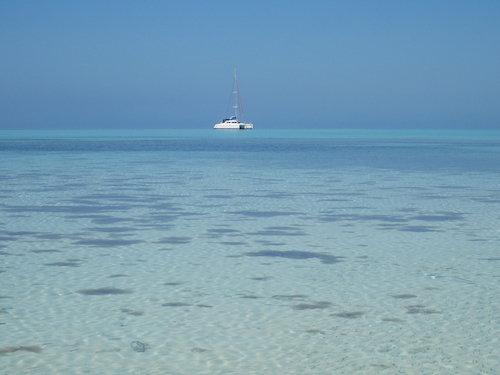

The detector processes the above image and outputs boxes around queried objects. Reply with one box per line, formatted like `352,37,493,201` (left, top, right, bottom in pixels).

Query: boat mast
233,68,238,122
236,73,246,124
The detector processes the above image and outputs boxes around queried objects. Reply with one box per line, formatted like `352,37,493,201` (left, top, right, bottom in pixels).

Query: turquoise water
1,130,499,374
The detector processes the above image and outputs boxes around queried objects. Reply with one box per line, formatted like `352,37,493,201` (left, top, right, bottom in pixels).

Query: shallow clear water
1,129,499,374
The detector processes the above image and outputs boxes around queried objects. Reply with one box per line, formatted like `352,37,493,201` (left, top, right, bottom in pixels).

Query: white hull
214,121,253,129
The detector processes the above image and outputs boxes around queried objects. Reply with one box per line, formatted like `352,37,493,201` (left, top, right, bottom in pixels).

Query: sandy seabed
1,144,499,374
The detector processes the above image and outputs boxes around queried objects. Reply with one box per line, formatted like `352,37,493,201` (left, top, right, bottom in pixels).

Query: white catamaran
214,69,253,129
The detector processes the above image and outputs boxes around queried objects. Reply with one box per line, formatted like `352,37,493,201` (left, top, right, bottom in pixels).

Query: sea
0,129,499,374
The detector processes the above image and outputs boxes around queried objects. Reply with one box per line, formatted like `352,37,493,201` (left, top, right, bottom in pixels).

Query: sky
0,0,499,130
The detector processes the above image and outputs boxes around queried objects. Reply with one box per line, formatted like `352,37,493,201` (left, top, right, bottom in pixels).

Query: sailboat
214,69,253,129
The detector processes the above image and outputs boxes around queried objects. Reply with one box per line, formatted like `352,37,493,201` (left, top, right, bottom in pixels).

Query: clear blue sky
1,0,499,129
